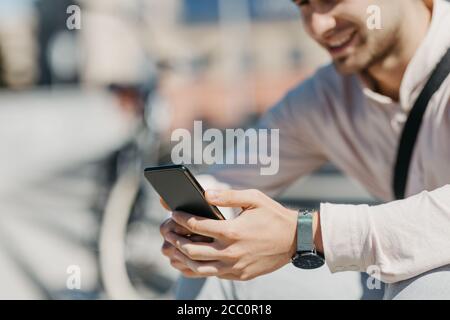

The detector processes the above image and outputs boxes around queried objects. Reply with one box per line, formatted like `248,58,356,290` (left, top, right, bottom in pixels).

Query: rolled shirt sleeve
321,184,450,283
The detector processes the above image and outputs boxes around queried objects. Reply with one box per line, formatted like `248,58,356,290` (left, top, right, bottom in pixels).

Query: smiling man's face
295,0,406,74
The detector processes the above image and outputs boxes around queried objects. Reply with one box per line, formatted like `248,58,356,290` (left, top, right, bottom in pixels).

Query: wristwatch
291,209,325,269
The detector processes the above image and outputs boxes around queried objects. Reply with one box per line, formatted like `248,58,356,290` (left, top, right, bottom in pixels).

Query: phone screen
144,165,225,220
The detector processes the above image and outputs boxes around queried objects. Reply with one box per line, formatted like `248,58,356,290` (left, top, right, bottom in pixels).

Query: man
160,0,450,299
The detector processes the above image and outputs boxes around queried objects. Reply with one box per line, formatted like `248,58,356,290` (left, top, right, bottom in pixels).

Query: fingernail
207,190,219,199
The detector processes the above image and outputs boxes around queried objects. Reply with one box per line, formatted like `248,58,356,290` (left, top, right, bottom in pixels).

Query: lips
325,30,358,57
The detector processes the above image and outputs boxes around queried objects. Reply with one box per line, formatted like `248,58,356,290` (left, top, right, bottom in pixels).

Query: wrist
288,209,299,259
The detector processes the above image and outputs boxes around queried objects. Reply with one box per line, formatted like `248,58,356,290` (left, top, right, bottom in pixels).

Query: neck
366,1,432,101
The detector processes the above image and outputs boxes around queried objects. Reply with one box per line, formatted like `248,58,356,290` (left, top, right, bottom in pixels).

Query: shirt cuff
320,202,372,273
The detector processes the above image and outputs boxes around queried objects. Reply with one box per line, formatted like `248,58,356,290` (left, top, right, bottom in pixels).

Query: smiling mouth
325,30,358,57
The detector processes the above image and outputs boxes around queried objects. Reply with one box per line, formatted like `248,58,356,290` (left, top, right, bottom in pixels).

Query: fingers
163,241,238,279
171,211,228,239
189,234,214,243
161,240,174,258
172,249,226,277
160,217,214,274
167,249,204,278
165,231,225,261
170,261,203,278
205,189,266,209
160,218,213,243
164,241,220,276
160,218,191,237
171,261,236,279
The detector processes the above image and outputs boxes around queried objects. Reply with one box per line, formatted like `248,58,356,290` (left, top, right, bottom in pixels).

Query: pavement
0,87,135,299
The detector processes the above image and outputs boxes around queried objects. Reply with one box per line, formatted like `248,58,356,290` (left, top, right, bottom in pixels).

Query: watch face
292,252,325,269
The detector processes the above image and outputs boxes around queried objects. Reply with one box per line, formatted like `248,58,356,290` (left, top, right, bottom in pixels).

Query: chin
333,55,368,75
333,60,359,75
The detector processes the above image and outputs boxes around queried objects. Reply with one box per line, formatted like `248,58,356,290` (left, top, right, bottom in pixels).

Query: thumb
205,189,265,209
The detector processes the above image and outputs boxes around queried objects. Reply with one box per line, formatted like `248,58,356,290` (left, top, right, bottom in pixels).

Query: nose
309,12,337,39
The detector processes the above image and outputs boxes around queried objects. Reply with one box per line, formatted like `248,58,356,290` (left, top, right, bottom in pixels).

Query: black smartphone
144,165,225,220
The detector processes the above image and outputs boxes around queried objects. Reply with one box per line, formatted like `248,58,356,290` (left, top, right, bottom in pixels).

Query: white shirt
205,0,450,283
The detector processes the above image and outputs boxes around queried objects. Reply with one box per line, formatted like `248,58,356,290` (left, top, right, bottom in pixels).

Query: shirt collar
399,0,450,112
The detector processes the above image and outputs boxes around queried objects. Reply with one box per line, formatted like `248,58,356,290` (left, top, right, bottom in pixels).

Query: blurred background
0,0,378,299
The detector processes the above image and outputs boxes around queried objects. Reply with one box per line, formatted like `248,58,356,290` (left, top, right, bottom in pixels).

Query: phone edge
144,165,226,220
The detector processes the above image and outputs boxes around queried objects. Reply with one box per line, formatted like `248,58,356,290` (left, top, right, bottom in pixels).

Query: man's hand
159,189,299,281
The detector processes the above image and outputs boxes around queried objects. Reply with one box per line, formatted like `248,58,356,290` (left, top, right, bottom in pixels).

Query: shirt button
391,112,407,132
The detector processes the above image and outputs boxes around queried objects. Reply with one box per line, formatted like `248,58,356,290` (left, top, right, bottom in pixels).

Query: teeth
328,32,354,48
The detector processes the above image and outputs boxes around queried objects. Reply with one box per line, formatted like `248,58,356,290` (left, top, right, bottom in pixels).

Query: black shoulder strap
393,47,450,200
